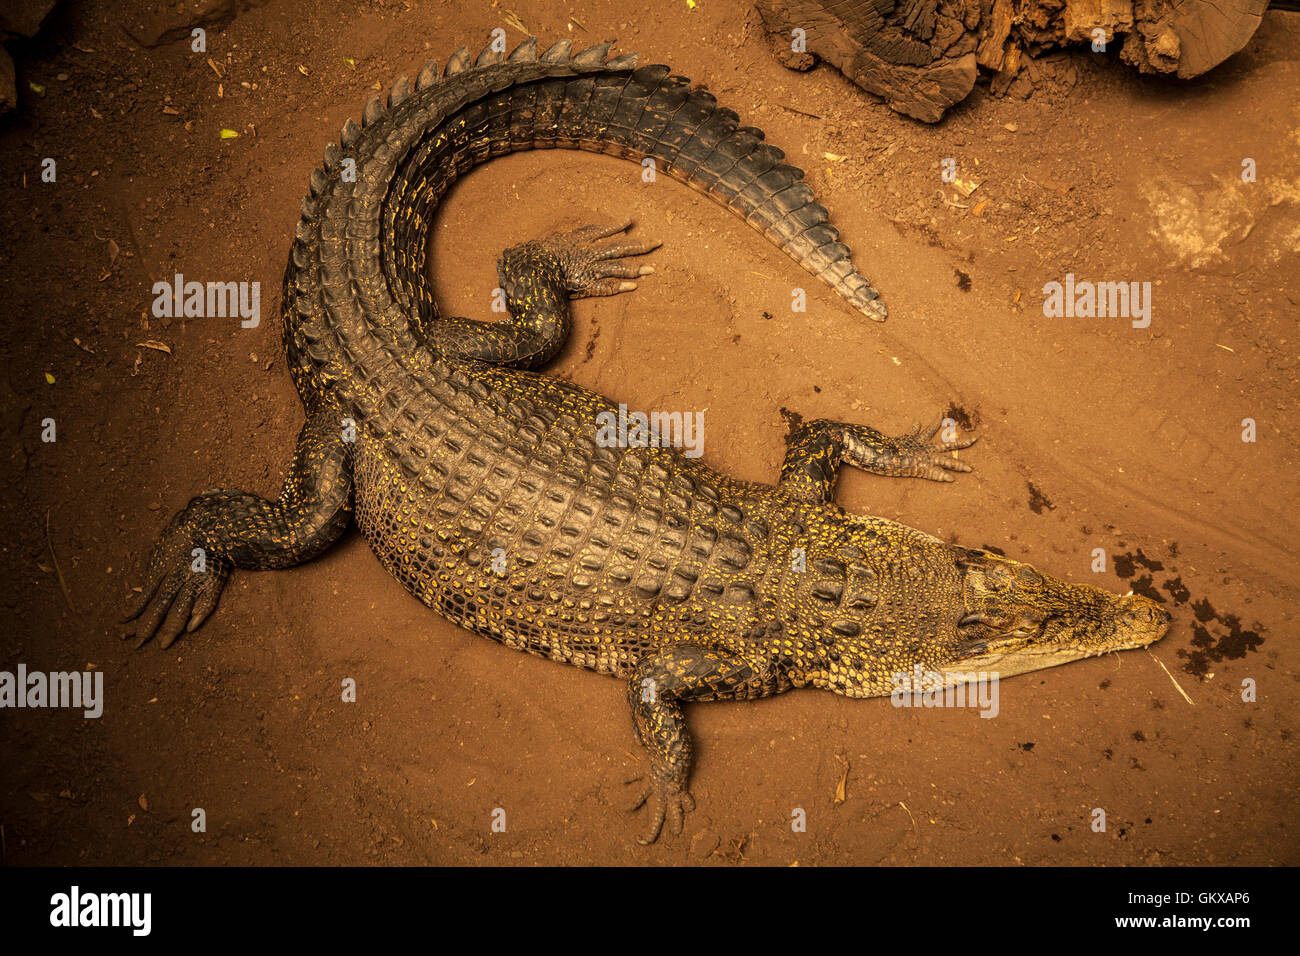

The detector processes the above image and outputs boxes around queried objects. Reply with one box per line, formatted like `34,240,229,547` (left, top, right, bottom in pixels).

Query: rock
0,48,15,116
121,0,268,49
0,1,59,38
690,829,720,859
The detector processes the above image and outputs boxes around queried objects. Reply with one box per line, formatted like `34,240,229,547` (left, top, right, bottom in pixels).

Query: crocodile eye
1014,566,1043,588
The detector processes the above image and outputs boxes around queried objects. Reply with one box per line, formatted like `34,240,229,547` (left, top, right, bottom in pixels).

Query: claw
626,773,694,845
891,414,978,483
536,220,661,300
126,502,231,647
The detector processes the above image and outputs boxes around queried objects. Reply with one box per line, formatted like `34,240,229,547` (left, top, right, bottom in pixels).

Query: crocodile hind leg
125,407,353,648
427,220,659,368
626,644,785,844
779,416,977,503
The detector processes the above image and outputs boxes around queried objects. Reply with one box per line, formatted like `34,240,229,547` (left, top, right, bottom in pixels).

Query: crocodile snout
1117,594,1171,646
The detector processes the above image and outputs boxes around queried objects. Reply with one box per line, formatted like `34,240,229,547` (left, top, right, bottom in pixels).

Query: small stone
690,829,719,858
0,50,15,116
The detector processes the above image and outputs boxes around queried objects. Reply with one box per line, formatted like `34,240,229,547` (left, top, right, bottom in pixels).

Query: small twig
779,103,821,120
899,800,918,833
1148,650,1194,706
46,509,76,614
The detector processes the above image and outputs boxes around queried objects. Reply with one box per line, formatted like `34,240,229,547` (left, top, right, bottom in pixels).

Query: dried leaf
953,177,980,198
833,761,849,805
138,793,149,811
220,128,239,139
135,340,171,354
44,372,55,384
971,199,989,217
503,10,529,34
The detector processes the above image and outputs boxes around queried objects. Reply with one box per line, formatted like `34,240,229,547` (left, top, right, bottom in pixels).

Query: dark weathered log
756,0,1271,122
756,0,980,122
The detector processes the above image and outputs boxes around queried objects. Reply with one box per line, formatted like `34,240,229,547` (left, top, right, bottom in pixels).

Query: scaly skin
128,38,1170,845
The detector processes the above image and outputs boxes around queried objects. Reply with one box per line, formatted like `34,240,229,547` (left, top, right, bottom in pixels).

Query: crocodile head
948,547,1170,678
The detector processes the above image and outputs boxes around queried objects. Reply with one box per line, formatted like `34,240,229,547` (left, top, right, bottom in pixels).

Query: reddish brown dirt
0,1,1296,865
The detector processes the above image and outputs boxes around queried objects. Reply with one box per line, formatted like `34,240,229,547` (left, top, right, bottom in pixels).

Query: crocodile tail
288,38,886,460
500,42,886,320
574,59,887,322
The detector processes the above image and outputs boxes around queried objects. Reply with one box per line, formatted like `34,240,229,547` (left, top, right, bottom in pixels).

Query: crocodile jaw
943,632,1158,681
948,548,1171,678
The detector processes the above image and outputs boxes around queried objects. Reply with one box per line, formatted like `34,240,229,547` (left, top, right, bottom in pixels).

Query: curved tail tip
860,298,888,322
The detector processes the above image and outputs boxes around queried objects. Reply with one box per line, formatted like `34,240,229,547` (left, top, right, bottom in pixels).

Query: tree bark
755,0,1271,122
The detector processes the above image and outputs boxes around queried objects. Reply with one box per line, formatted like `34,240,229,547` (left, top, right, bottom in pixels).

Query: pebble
690,829,719,858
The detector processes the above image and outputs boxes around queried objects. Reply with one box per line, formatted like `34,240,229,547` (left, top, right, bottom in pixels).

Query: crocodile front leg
626,644,786,844
125,406,353,647
428,219,659,368
779,416,977,503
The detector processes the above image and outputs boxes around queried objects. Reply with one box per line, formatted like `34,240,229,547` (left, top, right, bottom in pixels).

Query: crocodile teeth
572,41,612,68
540,39,572,64
389,74,411,107
507,37,538,62
362,93,385,126
444,46,470,75
476,41,504,66
415,59,439,90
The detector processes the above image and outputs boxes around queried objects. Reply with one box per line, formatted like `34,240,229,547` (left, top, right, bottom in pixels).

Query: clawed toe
625,774,694,845
125,510,231,649
895,415,978,483
544,220,661,299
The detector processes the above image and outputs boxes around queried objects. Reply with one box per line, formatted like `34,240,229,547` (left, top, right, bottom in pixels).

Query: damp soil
0,1,1297,865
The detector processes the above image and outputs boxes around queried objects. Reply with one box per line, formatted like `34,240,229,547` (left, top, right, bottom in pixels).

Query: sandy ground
0,0,1296,865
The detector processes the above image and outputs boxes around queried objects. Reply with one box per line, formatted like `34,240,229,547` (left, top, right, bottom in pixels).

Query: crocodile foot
543,219,660,298
626,773,695,845
887,417,979,483
123,497,233,649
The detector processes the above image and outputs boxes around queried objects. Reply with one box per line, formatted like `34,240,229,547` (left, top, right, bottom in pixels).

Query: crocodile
126,37,1171,845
